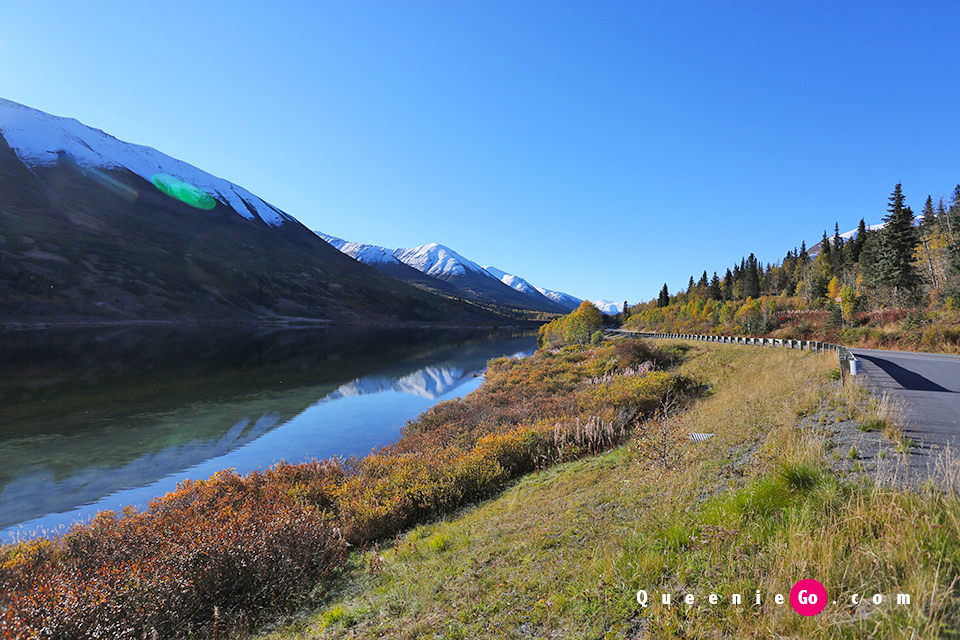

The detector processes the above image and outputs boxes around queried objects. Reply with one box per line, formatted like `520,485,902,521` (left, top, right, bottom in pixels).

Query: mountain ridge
318,233,579,314
0,98,507,326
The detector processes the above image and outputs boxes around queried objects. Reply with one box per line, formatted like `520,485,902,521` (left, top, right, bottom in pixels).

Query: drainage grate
689,433,715,442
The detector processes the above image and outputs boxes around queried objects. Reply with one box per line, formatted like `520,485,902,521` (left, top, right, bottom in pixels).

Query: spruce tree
877,183,921,303
820,230,832,271
919,196,940,289
938,198,952,245
722,268,734,301
849,219,867,264
744,253,760,298
831,222,845,277
708,272,722,300
922,196,937,229
658,284,670,308
947,188,960,299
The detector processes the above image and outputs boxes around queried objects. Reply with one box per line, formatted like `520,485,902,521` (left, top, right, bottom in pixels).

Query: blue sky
2,1,959,305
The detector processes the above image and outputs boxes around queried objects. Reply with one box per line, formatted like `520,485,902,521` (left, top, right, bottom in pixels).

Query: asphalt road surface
852,348,960,470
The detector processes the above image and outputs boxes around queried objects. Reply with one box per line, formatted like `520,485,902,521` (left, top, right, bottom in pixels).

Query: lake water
0,326,536,542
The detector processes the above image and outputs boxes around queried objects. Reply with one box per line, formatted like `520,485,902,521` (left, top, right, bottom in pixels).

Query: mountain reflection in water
0,326,535,540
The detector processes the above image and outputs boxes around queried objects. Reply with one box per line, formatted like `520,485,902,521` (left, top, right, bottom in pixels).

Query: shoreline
0,316,543,333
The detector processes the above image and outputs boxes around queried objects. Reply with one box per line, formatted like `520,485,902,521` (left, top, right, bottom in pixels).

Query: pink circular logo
790,579,827,616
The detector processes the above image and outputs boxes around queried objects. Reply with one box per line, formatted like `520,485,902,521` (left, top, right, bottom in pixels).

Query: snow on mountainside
392,243,492,280
0,98,293,227
808,222,887,259
327,365,468,401
317,233,402,265
592,299,623,314
316,232,575,313
534,286,582,311
840,223,886,240
483,266,540,296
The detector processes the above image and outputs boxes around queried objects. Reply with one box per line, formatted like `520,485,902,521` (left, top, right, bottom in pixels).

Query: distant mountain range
0,98,576,325
318,233,583,314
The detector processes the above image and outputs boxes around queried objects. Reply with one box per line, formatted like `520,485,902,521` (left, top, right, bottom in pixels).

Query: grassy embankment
0,339,684,639
258,341,960,639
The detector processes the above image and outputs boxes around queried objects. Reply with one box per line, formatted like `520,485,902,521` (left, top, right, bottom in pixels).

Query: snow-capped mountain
0,98,293,227
484,266,540,296
534,286,582,312
591,299,623,314
318,233,402,265
483,266,579,311
0,97,498,325
393,243,492,280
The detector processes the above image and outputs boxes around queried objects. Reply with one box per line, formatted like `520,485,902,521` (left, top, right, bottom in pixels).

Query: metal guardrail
606,329,861,376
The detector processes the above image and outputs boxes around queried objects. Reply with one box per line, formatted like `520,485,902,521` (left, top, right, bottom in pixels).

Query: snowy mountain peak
591,299,623,314
483,265,541,296
317,233,401,265
392,243,489,279
0,97,293,227
534,286,582,312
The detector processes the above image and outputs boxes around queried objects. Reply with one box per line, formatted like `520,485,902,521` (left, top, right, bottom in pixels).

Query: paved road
851,348,960,464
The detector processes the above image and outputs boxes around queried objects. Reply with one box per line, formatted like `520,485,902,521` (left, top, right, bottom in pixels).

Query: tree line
642,182,960,317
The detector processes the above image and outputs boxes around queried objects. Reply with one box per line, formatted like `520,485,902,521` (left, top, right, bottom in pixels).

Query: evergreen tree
859,229,882,294
744,253,760,298
937,198,952,245
708,272,722,301
877,183,921,303
799,240,810,263
947,188,960,299
948,185,960,244
658,283,670,308
722,268,734,301
922,195,937,229
919,195,940,289
848,219,867,265
819,230,832,272
831,222,845,276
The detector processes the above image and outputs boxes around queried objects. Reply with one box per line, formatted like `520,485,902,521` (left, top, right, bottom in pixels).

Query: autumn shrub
611,336,675,370
1,467,348,640
920,325,960,352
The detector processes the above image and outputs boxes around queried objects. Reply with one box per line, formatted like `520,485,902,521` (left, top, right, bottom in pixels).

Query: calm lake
0,326,536,541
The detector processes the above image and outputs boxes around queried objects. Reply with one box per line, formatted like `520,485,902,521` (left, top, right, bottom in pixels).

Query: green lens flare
151,174,217,210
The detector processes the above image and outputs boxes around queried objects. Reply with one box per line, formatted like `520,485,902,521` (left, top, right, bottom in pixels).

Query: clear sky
2,1,958,305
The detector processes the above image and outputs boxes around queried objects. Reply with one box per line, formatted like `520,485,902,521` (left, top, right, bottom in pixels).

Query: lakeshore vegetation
0,332,687,639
